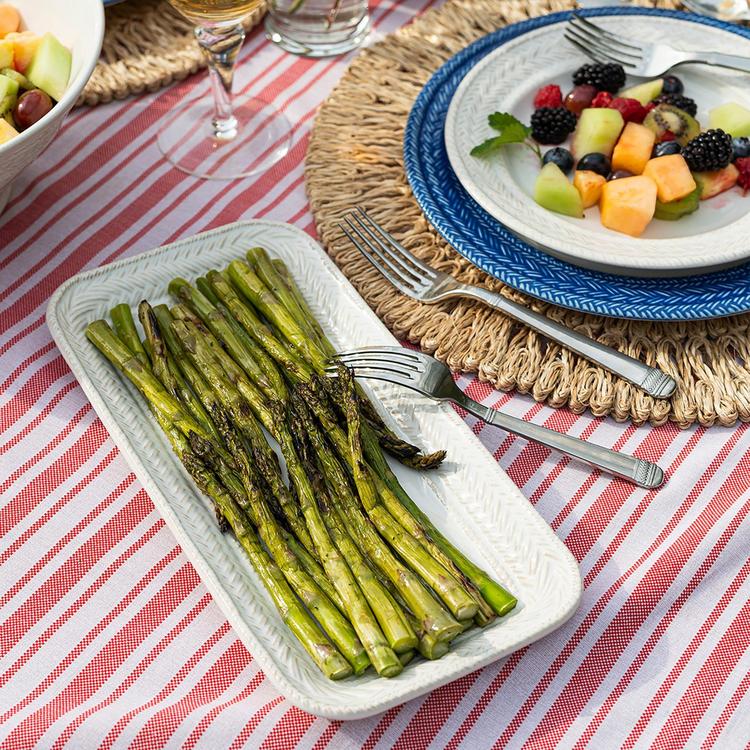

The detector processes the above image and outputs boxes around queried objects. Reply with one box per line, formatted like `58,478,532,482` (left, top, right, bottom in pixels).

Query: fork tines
326,348,425,380
565,13,643,69
338,208,435,296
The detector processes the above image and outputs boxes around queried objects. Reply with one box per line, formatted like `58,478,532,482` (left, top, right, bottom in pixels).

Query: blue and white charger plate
404,7,750,321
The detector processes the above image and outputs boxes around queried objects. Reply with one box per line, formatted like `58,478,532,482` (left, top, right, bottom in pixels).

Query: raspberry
644,101,656,114
533,85,562,109
591,91,613,108
609,97,648,124
661,130,676,142
736,157,750,194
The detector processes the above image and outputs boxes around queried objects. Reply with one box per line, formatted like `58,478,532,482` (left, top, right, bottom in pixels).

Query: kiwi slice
1,68,31,90
643,104,700,147
654,186,700,221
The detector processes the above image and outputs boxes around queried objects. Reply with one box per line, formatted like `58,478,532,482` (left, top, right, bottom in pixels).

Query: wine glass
159,0,292,180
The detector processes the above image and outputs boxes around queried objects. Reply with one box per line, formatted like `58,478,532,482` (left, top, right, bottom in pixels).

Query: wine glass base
157,93,293,180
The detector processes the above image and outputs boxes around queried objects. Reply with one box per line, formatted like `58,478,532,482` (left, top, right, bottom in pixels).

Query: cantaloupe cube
642,154,696,203
600,175,657,237
573,170,606,209
6,31,40,73
0,4,20,38
0,38,12,69
611,122,656,176
0,116,18,144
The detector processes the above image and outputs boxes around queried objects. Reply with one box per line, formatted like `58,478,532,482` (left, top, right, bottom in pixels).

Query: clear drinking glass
265,0,370,57
159,0,292,179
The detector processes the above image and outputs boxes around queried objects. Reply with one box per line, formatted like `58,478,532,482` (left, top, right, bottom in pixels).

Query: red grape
13,89,53,131
564,85,597,116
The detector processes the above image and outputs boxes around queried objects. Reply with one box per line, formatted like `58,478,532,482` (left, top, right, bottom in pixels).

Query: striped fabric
2,3,750,747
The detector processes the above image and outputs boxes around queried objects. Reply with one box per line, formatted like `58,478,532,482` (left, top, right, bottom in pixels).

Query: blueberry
732,136,750,160
653,141,682,158
542,147,574,174
661,75,684,96
608,169,633,181
576,152,611,177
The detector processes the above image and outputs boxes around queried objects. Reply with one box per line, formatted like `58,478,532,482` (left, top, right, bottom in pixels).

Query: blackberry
530,107,577,145
681,129,733,172
572,63,626,93
654,93,697,117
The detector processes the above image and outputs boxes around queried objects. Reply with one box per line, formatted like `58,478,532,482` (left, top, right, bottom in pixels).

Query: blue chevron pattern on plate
404,7,750,322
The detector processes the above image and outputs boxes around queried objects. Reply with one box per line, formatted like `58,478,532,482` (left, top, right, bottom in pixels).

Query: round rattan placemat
78,0,266,106
306,0,750,428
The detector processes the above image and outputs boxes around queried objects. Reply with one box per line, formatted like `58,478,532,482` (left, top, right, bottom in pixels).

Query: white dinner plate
47,221,581,719
445,15,750,277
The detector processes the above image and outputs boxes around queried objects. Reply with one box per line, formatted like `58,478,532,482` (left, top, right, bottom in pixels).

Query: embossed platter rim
47,221,581,719
444,14,750,276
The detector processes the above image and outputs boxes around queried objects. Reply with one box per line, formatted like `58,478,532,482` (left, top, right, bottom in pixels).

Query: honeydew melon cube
620,79,663,106
572,108,624,160
534,162,584,218
709,102,750,138
26,32,71,102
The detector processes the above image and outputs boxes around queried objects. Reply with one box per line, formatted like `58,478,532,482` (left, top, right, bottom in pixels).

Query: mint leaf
488,112,531,139
470,137,512,157
470,112,532,158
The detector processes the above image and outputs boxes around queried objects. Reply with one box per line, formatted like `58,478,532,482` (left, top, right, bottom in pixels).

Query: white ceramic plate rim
46,221,581,719
444,15,750,275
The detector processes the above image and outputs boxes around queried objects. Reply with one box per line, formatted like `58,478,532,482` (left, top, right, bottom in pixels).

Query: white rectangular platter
46,221,581,720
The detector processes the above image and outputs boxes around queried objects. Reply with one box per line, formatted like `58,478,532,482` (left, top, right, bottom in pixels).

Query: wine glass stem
195,23,245,142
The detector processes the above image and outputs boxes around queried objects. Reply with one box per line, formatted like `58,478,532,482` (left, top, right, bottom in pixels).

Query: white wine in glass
159,0,292,180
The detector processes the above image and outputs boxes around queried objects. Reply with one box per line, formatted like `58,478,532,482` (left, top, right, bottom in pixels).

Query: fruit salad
0,3,72,145
472,63,750,238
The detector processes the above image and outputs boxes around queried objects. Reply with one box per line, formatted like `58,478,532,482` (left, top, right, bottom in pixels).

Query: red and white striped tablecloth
2,3,750,747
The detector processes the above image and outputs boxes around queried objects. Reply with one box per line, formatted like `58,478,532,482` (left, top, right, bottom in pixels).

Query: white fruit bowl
0,0,104,214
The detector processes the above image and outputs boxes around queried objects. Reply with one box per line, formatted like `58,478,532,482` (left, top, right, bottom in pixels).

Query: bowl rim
0,0,105,155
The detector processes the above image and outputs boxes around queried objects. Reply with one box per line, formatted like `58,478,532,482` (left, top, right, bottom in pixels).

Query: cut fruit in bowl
0,0,103,214
444,11,750,276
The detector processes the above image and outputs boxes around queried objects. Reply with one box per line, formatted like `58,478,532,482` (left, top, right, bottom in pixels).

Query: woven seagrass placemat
306,0,750,428
78,0,266,106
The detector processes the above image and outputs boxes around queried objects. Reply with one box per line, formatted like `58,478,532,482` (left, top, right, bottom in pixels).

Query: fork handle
463,287,676,399
683,52,750,75
454,392,664,489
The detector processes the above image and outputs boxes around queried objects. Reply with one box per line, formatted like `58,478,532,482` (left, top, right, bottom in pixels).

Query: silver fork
339,208,676,399
327,348,664,489
565,13,750,77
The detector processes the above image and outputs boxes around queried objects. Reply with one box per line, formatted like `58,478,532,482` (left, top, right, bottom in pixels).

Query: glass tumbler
265,0,370,58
